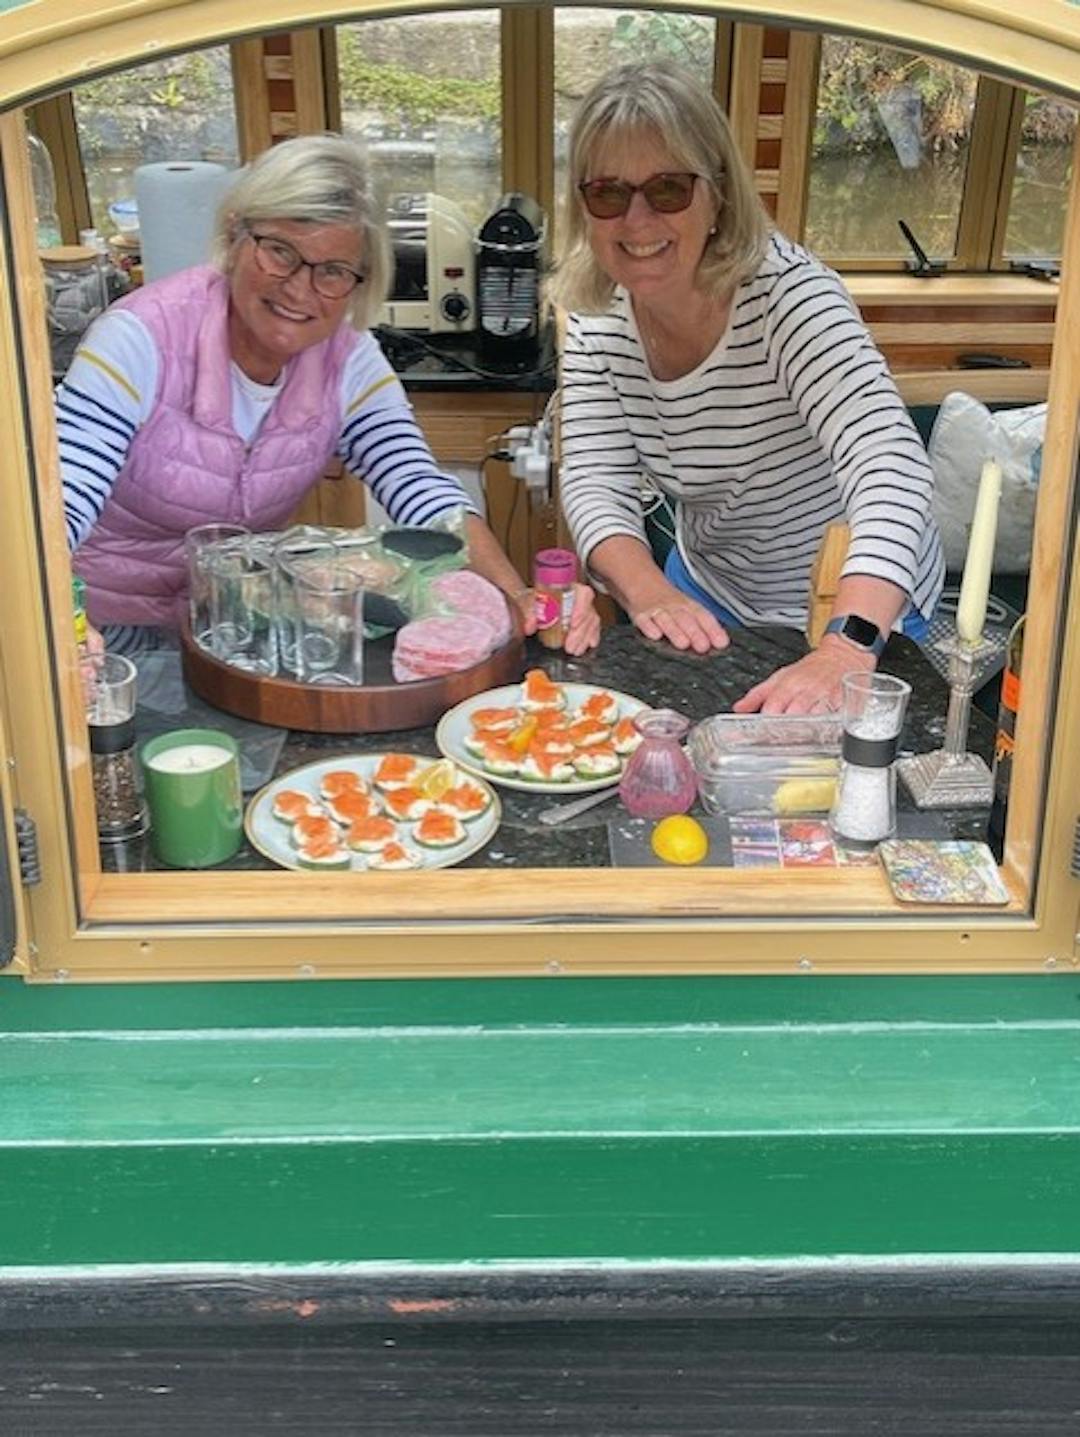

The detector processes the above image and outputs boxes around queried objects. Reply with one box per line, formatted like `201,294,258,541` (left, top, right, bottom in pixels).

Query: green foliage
77,50,224,113
610,11,715,71
337,34,499,130
814,38,975,154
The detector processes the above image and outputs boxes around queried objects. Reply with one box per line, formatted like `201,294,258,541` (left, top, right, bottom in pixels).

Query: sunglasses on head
577,171,700,219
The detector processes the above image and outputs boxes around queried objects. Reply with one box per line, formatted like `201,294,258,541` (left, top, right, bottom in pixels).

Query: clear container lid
688,713,842,778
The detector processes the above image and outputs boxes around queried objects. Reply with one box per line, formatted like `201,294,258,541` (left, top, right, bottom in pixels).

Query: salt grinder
830,672,911,849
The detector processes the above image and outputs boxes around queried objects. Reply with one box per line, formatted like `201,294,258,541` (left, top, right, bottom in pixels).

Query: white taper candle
956,458,1003,644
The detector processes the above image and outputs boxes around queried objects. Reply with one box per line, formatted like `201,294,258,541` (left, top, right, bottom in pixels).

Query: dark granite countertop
104,624,994,874
376,325,556,395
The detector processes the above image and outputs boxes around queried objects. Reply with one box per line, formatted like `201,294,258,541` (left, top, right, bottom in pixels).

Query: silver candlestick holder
897,635,995,807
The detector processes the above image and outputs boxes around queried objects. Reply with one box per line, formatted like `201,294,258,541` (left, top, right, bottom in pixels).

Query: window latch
1008,259,1060,283
898,219,945,277
14,808,41,888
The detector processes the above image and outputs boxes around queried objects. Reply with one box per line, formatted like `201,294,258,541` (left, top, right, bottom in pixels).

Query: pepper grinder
86,653,147,842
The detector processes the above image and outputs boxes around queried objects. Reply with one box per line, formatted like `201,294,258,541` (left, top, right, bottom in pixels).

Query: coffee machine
475,192,545,364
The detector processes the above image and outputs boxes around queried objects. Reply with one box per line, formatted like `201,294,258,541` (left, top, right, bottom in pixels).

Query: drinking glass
207,536,278,675
271,526,336,677
185,523,250,652
284,547,365,685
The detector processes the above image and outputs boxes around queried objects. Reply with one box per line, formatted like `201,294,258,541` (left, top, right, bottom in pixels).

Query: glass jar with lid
39,244,109,379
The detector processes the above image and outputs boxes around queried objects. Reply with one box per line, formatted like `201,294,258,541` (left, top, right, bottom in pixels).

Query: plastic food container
688,714,842,817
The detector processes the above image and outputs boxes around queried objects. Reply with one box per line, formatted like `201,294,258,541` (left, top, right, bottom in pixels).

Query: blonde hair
212,132,390,329
550,60,770,314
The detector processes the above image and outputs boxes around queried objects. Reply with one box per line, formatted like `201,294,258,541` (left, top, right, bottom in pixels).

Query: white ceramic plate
245,754,500,872
435,681,647,794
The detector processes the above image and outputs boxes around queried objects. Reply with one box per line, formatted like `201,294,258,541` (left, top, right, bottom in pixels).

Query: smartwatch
824,613,887,658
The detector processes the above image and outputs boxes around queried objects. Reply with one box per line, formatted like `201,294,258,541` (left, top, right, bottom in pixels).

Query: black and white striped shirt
560,234,944,626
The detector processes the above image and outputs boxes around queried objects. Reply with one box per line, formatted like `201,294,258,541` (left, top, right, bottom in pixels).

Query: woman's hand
79,622,106,707
629,585,729,655
510,587,539,638
510,583,602,654
565,583,601,655
733,638,875,715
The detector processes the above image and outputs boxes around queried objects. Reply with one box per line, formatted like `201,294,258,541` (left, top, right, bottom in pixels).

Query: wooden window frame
0,1,1078,984
27,12,1054,279
799,41,1057,272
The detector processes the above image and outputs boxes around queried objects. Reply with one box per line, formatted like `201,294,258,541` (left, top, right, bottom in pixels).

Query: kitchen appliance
382,191,475,333
476,192,545,364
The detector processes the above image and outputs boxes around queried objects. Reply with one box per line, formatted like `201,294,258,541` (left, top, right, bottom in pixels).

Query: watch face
841,614,881,648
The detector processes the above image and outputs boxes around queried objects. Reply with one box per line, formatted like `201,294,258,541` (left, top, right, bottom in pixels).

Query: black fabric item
382,529,464,561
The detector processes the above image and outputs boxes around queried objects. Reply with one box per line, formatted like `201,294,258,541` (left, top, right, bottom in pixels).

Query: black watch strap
824,613,887,658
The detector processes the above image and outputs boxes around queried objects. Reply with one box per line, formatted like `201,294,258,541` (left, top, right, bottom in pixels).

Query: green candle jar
140,727,243,868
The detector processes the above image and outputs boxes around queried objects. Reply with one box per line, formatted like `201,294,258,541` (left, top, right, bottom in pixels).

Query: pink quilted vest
76,265,356,627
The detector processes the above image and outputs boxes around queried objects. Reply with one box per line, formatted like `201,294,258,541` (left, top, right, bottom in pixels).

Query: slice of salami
392,614,495,683
429,571,512,647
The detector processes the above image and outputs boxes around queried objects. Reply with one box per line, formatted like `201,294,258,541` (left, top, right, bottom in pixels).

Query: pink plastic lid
533,547,577,588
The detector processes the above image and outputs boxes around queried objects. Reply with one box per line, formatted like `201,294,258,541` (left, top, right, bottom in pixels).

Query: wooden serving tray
180,619,526,734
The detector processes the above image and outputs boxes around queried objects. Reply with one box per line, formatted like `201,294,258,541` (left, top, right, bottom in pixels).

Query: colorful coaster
877,840,1010,904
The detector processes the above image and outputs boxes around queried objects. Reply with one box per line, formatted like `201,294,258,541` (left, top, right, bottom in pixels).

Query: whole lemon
651,814,709,865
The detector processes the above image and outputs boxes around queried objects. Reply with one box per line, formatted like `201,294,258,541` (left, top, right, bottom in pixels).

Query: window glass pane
805,39,976,262
72,47,238,237
1003,94,1076,260
553,8,717,250
335,14,502,231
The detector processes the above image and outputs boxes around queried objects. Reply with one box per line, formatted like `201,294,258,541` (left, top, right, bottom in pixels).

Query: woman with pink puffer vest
58,132,600,660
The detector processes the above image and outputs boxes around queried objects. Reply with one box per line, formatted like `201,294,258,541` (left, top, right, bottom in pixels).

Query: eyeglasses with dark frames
577,172,701,219
246,231,365,299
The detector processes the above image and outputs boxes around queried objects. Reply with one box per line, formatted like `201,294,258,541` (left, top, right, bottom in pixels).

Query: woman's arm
560,313,727,653
339,338,600,652
736,260,943,713
56,309,155,549
767,260,944,617
588,534,728,654
734,573,906,713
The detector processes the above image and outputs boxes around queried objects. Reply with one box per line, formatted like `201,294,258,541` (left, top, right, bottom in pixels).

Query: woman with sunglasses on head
554,61,943,713
58,132,599,659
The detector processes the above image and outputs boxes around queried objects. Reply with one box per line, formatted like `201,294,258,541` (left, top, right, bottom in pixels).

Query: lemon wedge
651,815,709,866
507,715,539,754
418,758,457,801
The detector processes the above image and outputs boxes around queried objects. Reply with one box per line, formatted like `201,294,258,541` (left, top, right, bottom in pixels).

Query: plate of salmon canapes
434,669,648,793
244,753,500,872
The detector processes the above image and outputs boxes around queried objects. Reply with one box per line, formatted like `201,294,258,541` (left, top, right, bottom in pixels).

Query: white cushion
928,391,1045,574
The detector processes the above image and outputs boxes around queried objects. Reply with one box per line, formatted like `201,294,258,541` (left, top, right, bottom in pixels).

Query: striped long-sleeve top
58,307,478,553
560,233,944,627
